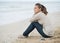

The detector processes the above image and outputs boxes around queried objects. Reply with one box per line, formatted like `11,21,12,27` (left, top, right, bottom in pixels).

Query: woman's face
34,5,41,14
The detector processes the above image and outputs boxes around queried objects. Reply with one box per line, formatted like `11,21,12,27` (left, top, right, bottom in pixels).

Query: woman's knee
31,22,38,24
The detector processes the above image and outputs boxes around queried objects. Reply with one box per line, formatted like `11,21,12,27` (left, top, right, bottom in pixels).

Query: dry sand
0,12,60,43
13,27,60,43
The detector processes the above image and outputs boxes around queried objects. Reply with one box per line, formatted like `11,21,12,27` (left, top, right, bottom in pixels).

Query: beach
0,12,60,43
0,2,60,43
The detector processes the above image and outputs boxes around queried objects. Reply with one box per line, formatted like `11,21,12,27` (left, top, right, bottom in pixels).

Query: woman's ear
39,8,41,11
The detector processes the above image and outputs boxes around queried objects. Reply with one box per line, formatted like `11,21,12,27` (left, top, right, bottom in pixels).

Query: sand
0,12,60,43
13,27,60,43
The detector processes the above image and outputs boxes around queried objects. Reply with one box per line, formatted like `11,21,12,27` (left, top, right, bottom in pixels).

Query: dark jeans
23,22,51,38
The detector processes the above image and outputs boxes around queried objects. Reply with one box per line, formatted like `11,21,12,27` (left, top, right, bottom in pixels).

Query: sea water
0,1,60,25
0,1,60,43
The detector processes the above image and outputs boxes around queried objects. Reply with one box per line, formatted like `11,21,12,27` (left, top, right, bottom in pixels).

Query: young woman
23,3,53,38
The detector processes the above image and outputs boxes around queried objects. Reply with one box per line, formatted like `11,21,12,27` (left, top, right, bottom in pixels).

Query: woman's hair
35,3,48,15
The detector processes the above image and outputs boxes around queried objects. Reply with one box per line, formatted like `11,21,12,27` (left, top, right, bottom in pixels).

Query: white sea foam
0,2,60,25
0,2,60,43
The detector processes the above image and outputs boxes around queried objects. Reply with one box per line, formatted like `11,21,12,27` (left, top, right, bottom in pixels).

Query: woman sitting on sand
23,3,53,38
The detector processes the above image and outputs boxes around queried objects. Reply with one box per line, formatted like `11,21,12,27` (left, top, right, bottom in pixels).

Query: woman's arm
29,14,40,22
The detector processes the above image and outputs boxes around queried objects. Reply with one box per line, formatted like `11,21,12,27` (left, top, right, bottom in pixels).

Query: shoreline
0,12,60,43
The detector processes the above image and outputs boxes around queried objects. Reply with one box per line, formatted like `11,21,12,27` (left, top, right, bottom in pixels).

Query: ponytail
35,3,48,15
41,5,48,15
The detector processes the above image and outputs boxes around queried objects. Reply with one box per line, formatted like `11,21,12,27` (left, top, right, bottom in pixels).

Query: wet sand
13,28,60,43
0,12,60,43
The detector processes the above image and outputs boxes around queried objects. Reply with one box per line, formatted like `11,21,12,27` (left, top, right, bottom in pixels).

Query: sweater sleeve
29,14,40,22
